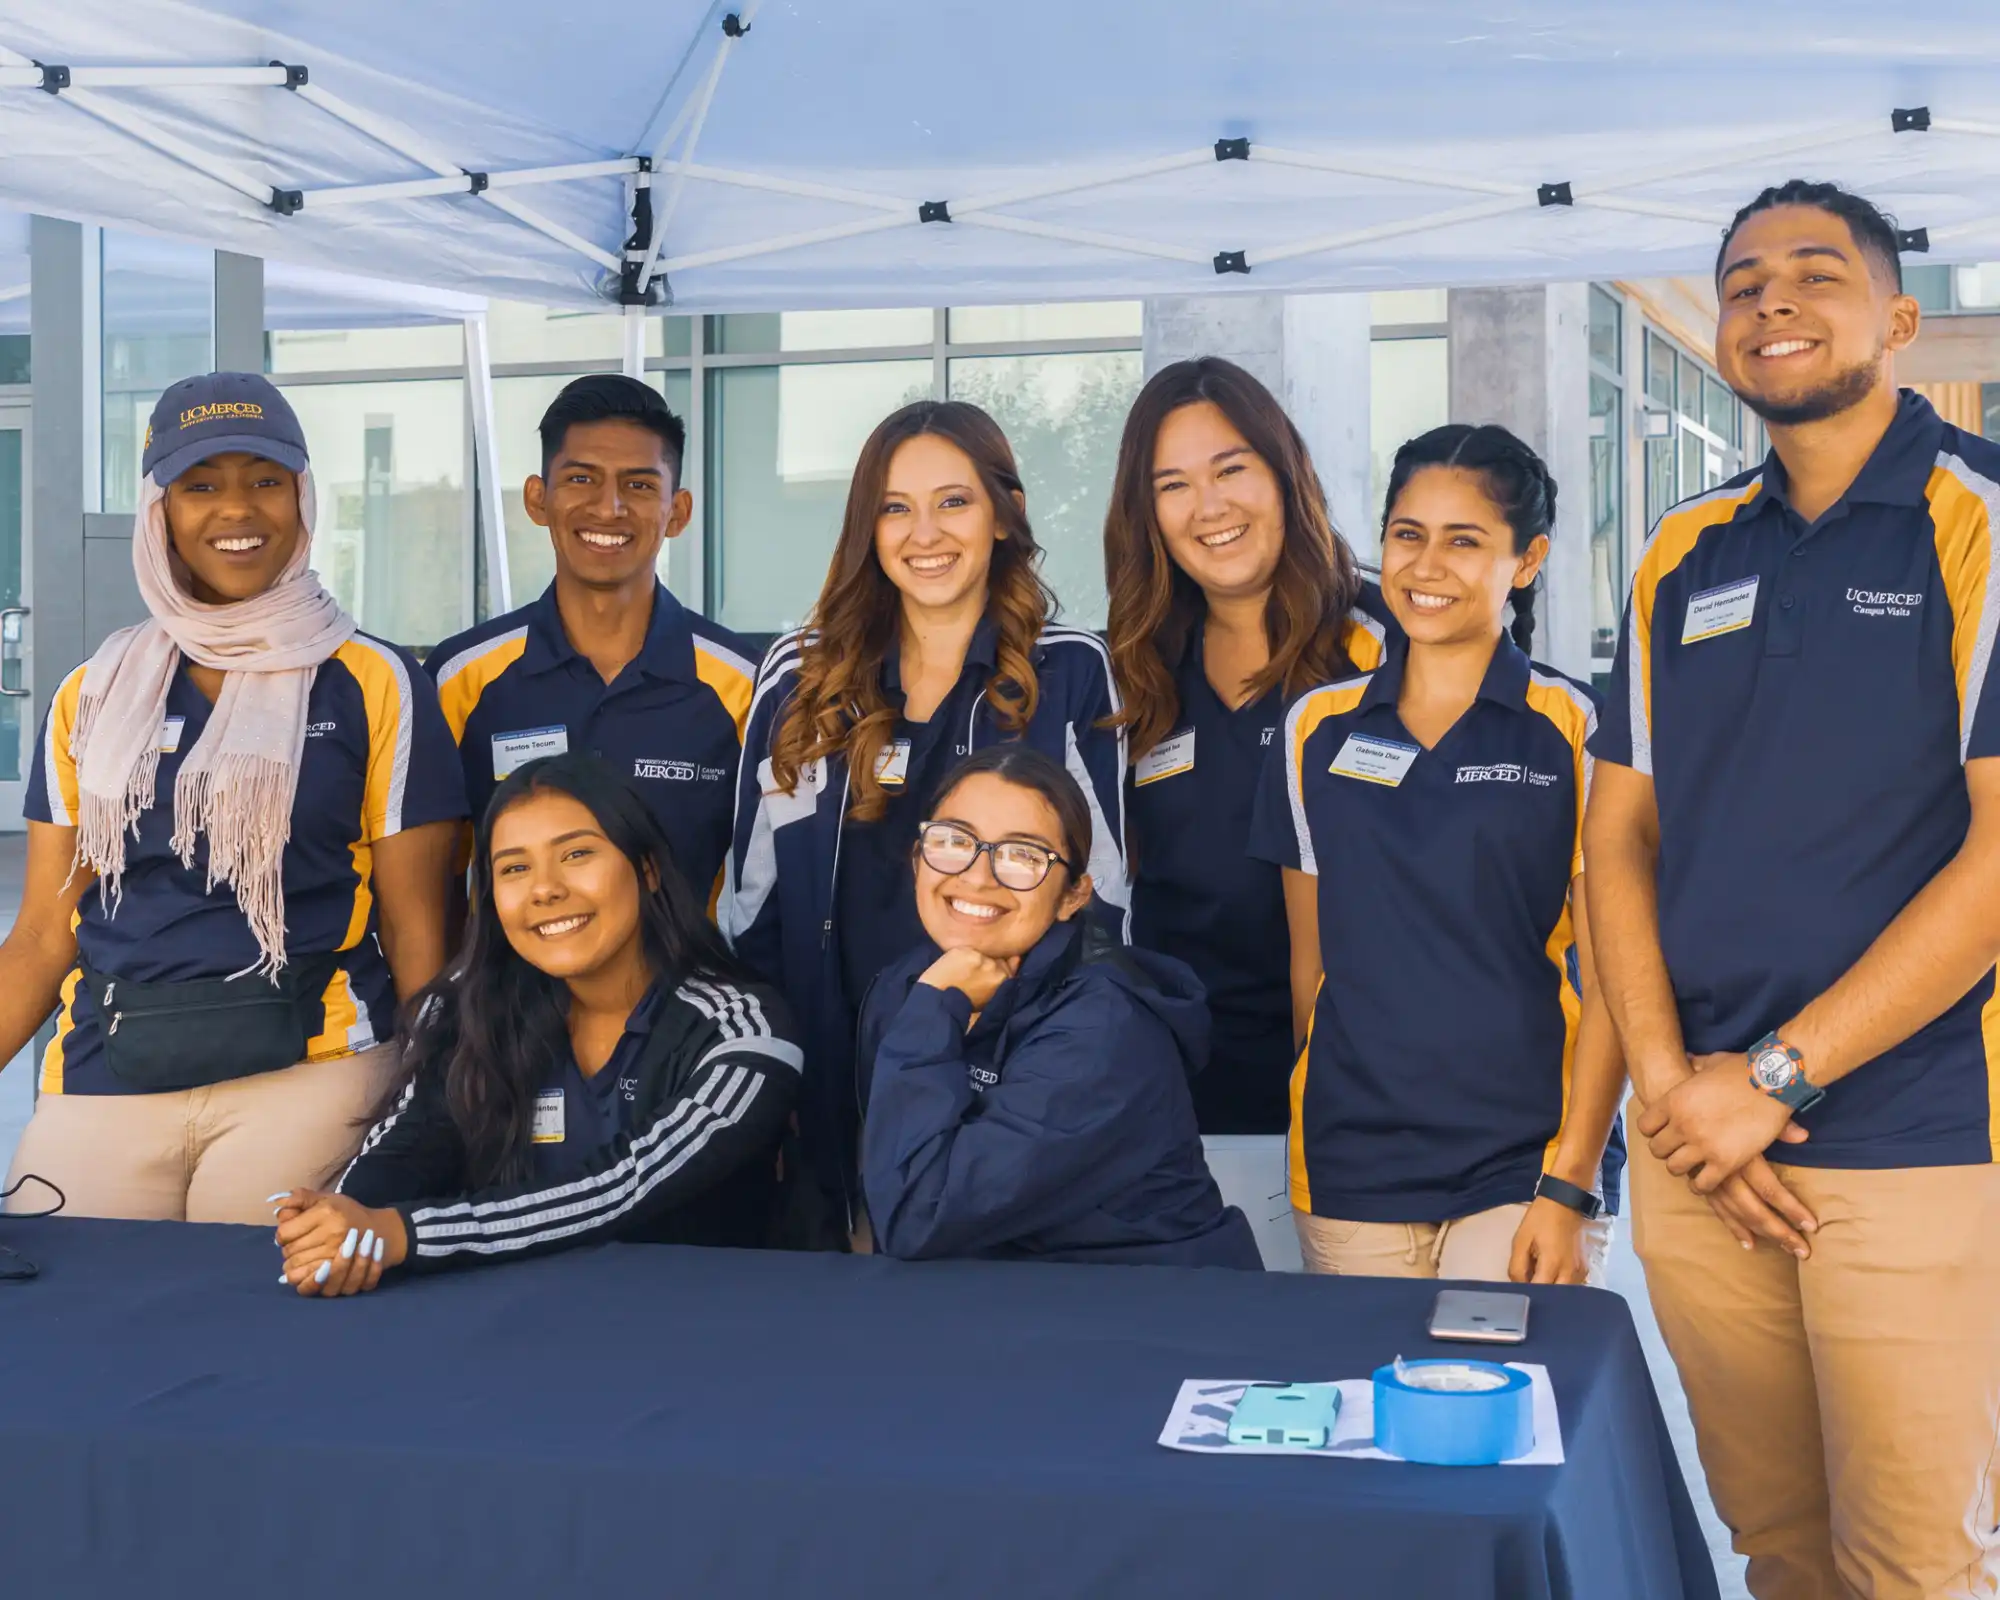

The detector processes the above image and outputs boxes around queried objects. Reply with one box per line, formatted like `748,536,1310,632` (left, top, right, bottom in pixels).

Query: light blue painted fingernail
265,1192,291,1203
314,1261,331,1285
339,1228,358,1260
372,1238,385,1264
359,1229,375,1257
279,1272,290,1284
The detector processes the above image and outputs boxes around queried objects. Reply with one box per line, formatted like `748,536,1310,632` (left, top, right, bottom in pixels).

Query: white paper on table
1156,1364,1564,1466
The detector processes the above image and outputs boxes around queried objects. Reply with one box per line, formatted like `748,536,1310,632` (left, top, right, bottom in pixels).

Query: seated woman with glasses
857,745,1260,1269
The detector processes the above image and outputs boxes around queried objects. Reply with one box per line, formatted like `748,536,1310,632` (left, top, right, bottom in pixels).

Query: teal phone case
1227,1382,1341,1448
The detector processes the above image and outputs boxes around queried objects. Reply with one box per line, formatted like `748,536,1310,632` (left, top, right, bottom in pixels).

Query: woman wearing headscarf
0,372,466,1224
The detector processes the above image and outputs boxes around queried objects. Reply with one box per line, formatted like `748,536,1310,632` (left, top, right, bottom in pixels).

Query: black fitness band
1532,1172,1604,1221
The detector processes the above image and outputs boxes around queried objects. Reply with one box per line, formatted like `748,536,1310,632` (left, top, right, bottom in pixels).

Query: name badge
1329,732,1421,787
531,1089,565,1145
157,715,185,754
492,724,568,779
1134,727,1195,787
875,738,912,786
1682,577,1759,644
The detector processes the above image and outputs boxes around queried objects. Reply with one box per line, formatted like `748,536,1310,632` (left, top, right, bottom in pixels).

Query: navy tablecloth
0,1218,1717,1600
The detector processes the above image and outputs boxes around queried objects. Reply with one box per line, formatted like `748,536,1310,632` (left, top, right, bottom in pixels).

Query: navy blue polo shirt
529,984,662,1184
1128,588,1392,1134
27,635,467,1095
429,582,753,905
1248,636,1614,1222
1593,390,2000,1169
835,624,998,1012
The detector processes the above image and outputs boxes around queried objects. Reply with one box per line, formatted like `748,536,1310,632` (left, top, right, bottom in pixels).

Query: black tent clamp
1897,226,1930,253
918,200,951,224
1214,137,1250,162
1892,107,1931,133
1538,181,1574,207
722,12,751,36
33,62,69,94
620,156,664,305
1213,249,1250,274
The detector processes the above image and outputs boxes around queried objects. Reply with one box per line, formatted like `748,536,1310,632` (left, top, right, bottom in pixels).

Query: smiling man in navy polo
429,376,755,910
1587,181,2000,1597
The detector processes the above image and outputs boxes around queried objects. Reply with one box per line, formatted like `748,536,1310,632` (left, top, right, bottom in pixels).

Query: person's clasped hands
1636,1051,1818,1259
271,1188,407,1296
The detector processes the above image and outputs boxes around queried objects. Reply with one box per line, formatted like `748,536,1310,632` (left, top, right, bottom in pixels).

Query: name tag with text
1134,728,1195,786
1683,577,1759,644
157,716,185,754
492,725,568,779
875,738,912,786
1329,732,1421,787
532,1089,566,1145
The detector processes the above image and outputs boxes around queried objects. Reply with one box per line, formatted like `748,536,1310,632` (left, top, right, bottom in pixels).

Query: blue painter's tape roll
1372,1359,1534,1466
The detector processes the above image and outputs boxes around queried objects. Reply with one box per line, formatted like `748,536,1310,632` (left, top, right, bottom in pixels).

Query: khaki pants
1294,1200,1614,1286
3,1044,402,1225
1631,1143,2000,1599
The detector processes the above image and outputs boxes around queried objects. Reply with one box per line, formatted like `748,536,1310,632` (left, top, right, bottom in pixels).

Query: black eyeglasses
917,820,1072,891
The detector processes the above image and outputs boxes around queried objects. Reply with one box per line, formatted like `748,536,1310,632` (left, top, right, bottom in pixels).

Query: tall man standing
1588,180,2000,1598
430,375,755,907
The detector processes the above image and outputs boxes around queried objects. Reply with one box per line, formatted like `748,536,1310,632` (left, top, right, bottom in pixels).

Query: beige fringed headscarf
70,468,355,976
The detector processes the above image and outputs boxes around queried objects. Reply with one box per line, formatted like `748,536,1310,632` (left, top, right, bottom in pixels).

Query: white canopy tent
0,0,1997,320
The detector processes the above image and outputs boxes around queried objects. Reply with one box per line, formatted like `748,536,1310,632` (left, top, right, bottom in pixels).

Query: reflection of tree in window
950,352,1144,630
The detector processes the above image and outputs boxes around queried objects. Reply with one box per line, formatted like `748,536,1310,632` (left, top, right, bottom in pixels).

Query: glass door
0,405,30,829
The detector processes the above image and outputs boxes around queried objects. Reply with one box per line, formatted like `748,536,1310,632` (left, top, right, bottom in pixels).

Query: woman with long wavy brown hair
724,399,1127,1247
1104,356,1391,1141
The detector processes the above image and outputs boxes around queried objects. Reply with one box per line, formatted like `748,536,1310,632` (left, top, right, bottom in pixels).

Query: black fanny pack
83,954,344,1094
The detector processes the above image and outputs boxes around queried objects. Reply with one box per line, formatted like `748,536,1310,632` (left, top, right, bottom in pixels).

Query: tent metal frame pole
952,149,1216,213
0,43,279,207
659,161,907,213
664,212,909,274
1250,194,1532,268
1253,146,1517,197
958,213,1211,266
297,81,620,270
300,158,645,208
637,0,767,294
621,306,647,378
462,313,511,616
1932,118,2000,139
1576,195,1732,226
0,64,294,89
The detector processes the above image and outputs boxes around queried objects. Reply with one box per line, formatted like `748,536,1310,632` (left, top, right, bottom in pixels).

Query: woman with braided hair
1247,423,1626,1283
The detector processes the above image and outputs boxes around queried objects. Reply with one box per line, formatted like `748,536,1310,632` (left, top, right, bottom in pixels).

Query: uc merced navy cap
142,371,309,488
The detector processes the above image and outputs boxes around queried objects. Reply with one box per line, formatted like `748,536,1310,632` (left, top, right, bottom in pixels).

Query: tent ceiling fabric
1,0,1998,312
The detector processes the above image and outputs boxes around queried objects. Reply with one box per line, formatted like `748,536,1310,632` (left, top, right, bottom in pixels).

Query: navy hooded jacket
857,918,1262,1270
722,622,1129,1220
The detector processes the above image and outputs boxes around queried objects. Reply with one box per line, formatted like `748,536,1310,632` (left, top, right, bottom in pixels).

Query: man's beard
1735,352,1882,428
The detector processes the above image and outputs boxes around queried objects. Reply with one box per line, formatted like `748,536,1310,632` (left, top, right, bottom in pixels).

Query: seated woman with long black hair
859,746,1261,1270
272,754,800,1294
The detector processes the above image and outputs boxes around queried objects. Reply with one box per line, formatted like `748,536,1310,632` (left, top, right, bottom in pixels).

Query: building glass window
279,379,467,650
1371,289,1449,326
706,360,931,634
947,351,1142,628
948,303,1141,343
1587,287,1625,670
1642,328,1748,528
267,323,463,375
493,370,692,605
0,336,27,386
102,231,214,514
1984,382,2000,442
1368,336,1450,532
713,309,931,356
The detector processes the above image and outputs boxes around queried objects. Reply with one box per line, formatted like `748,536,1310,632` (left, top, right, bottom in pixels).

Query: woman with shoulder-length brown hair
723,399,1128,1245
1104,356,1393,1138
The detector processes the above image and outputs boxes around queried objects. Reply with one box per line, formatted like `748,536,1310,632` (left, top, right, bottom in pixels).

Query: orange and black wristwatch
1747,1031,1826,1113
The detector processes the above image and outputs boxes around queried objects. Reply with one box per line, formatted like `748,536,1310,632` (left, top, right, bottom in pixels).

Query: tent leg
463,314,511,617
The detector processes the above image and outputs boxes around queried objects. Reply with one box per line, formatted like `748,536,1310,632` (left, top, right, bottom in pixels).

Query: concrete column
1142,292,1373,556
1446,285,1593,679
212,250,265,374
28,216,95,730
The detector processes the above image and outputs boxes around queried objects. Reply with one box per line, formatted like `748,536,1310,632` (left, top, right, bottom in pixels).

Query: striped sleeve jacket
337,973,801,1265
